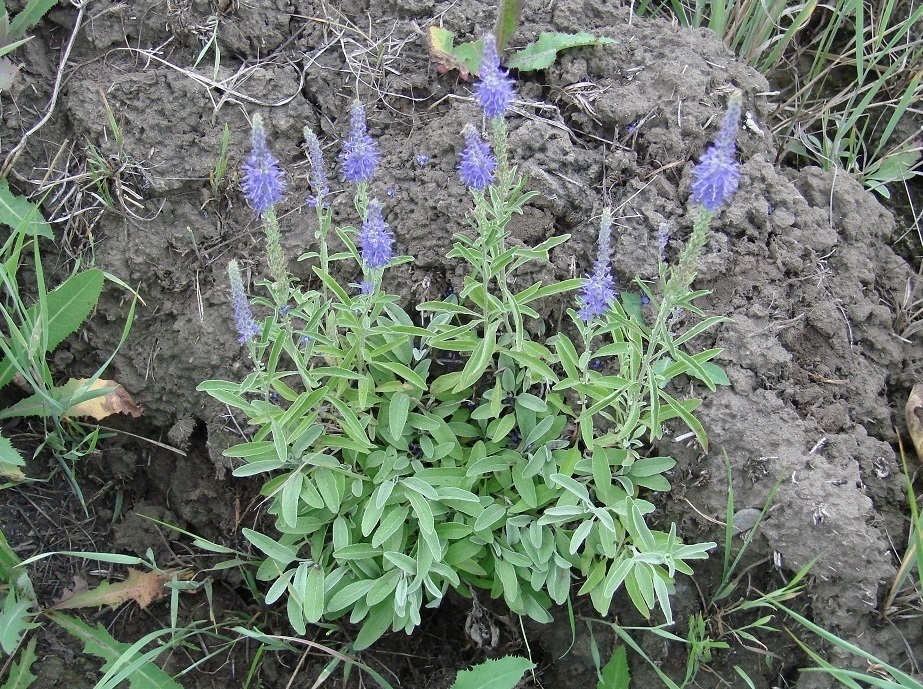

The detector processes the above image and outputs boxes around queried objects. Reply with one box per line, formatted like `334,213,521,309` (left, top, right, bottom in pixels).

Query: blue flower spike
458,124,497,191
303,127,329,207
578,209,618,323
241,114,286,216
227,260,261,344
690,95,742,212
476,33,516,120
340,101,379,185
359,199,394,270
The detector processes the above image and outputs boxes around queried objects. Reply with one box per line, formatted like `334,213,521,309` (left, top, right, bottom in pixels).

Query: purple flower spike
458,124,496,190
656,223,670,262
475,33,516,120
359,199,394,269
578,210,618,323
690,96,742,212
227,260,261,344
340,101,379,184
304,127,329,205
241,114,286,216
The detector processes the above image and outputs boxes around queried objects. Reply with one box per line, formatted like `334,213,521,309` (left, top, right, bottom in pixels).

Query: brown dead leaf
55,575,90,606
51,568,178,611
906,383,923,460
427,26,472,79
65,378,143,420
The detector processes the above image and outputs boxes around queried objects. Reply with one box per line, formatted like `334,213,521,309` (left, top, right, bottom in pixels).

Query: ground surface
1,0,922,687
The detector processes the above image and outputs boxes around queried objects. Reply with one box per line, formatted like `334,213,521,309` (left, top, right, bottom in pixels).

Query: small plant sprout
210,123,232,197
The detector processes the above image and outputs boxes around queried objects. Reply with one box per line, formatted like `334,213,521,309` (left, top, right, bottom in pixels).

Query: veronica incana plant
198,44,741,648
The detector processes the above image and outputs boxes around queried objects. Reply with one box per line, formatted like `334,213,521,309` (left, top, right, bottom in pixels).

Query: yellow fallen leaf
0,460,25,482
52,568,181,610
906,383,923,460
64,378,143,420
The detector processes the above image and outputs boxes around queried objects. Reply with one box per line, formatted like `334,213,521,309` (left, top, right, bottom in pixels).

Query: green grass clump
635,0,923,199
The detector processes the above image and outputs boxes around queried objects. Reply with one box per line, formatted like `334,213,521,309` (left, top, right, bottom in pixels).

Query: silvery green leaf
388,391,410,438
243,529,297,566
328,579,377,612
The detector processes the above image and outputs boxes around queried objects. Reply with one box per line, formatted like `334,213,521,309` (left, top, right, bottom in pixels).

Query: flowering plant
198,37,741,649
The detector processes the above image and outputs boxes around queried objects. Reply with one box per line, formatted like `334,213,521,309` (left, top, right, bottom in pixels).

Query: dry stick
1,1,87,179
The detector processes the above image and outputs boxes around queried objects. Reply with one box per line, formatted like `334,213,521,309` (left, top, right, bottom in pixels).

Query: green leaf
372,361,427,390
450,656,535,689
506,32,615,71
0,432,25,481
46,612,183,689
494,0,522,51
489,414,516,445
7,0,58,42
516,392,547,413
303,565,325,624
0,591,38,655
0,269,105,390
454,321,498,392
328,579,376,612
388,392,410,439
0,179,52,238
597,645,631,689
333,544,383,561
2,636,37,689
280,472,302,529
353,600,394,651
328,395,372,449
405,488,435,534
242,529,297,566
502,347,558,383
427,27,482,77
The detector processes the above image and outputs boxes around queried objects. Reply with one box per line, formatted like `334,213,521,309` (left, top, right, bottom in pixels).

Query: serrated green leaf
0,592,38,655
7,0,58,43
46,612,183,689
597,645,630,689
0,432,25,481
0,269,104,390
0,179,52,238
506,32,615,71
2,636,37,689
450,656,535,689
